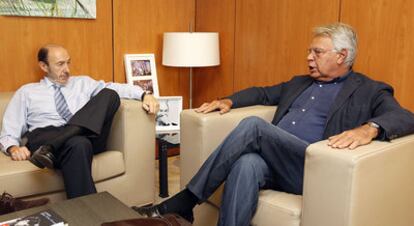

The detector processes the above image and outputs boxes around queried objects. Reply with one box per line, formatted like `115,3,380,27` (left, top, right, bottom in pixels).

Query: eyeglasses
307,48,337,58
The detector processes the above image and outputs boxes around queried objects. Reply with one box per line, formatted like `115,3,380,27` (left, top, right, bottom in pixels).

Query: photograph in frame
131,59,152,77
156,96,183,133
124,54,159,97
133,80,154,95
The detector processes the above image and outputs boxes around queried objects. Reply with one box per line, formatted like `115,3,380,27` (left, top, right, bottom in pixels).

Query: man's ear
337,49,348,65
38,61,49,73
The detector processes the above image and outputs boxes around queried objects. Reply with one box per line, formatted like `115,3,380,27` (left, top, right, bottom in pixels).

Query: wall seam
338,0,343,22
232,0,237,93
192,0,197,107
111,0,115,82
194,0,197,31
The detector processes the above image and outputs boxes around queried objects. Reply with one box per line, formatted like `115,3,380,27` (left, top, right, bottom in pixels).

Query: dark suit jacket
228,71,414,141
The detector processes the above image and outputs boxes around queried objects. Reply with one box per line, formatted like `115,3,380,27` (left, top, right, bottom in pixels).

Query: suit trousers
25,88,121,199
186,116,309,226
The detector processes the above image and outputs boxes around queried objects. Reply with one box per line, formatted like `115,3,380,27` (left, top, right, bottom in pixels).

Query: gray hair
313,23,358,67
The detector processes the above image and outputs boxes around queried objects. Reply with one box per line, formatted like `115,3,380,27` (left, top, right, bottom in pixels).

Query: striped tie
53,85,73,121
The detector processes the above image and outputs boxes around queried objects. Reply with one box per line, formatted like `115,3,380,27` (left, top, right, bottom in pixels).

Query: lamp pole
189,67,193,109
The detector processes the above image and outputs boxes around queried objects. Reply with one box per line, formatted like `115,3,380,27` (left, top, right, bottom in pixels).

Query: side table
156,132,180,198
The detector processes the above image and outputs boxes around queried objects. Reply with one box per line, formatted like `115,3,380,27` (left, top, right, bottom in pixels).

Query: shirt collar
42,76,68,88
314,70,351,85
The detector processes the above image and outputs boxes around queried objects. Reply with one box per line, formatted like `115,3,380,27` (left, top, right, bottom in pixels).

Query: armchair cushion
0,150,124,197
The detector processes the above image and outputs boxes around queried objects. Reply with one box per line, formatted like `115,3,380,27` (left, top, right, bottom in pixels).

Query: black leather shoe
29,145,56,169
132,204,194,223
181,211,194,224
132,204,162,218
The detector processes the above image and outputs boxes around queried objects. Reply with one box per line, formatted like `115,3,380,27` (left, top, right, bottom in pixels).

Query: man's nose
307,52,314,61
63,64,70,73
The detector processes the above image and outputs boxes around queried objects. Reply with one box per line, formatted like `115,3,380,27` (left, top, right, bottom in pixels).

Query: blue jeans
186,116,309,226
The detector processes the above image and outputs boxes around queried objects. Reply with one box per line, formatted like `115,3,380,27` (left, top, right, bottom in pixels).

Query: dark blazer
228,71,414,141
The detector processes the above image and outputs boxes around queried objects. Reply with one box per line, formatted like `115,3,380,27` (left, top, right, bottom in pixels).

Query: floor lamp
162,32,220,108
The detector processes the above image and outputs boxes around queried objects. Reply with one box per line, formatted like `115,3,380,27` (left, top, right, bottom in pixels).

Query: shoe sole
30,155,54,169
29,157,45,169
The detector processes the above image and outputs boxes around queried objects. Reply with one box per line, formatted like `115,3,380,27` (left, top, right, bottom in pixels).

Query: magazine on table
0,209,67,226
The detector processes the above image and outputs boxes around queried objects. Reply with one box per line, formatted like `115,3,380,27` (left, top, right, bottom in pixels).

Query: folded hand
8,146,31,161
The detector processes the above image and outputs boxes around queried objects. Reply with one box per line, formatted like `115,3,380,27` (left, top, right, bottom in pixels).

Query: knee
238,116,267,130
232,153,267,175
100,88,120,107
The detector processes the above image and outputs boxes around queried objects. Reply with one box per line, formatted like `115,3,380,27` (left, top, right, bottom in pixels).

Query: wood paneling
113,0,194,108
193,0,236,107
2,0,413,113
193,0,340,105
234,0,340,91
0,0,113,91
341,0,414,111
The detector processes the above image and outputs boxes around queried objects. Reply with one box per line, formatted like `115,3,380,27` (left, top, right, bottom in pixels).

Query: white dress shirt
0,75,144,153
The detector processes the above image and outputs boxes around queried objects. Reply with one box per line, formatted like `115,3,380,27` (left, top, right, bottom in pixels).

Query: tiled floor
154,155,181,203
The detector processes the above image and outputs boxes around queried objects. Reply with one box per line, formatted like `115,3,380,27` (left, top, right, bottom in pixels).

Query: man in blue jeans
135,23,414,226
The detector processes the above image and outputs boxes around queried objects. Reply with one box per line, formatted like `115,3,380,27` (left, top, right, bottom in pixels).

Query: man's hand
328,124,379,150
142,94,159,114
195,99,233,114
7,146,31,161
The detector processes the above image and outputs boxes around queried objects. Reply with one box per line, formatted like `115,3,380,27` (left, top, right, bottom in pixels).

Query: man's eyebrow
57,58,71,64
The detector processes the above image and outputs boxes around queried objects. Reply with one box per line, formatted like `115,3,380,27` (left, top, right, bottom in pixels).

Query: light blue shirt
0,75,144,153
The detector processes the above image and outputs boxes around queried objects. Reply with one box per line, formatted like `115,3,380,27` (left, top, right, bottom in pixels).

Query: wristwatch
141,91,152,100
367,121,380,129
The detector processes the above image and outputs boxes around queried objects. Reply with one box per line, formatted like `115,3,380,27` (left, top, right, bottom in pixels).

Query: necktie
53,85,73,121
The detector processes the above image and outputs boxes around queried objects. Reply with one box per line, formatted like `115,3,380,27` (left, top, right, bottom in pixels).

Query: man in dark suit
0,44,159,199
135,23,414,226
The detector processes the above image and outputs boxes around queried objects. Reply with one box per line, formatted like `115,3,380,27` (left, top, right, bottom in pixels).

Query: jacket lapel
326,72,362,123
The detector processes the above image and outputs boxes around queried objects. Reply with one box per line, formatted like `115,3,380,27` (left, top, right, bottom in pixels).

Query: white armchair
0,92,156,207
180,105,414,226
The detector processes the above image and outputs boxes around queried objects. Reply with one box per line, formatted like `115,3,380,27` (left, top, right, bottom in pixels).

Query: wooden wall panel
193,0,340,105
341,0,414,111
234,0,340,91
113,0,195,108
193,0,236,107
0,0,113,92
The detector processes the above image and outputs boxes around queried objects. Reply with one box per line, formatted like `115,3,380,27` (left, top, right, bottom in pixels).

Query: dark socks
158,188,199,215
48,125,85,152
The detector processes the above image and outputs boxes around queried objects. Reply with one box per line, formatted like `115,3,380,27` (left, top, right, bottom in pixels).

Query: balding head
37,44,66,65
37,44,71,85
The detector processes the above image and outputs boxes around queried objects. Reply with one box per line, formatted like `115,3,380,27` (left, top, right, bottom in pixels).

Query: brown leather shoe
0,192,49,215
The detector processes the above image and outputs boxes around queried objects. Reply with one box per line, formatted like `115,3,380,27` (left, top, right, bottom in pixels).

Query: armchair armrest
104,99,156,205
107,99,155,161
302,134,414,226
180,105,277,186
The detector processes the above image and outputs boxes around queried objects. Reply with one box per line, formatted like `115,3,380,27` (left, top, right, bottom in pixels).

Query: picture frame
156,96,183,134
0,0,97,19
124,54,159,97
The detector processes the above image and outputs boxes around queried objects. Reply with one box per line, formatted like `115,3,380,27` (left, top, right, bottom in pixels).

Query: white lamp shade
162,32,220,67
